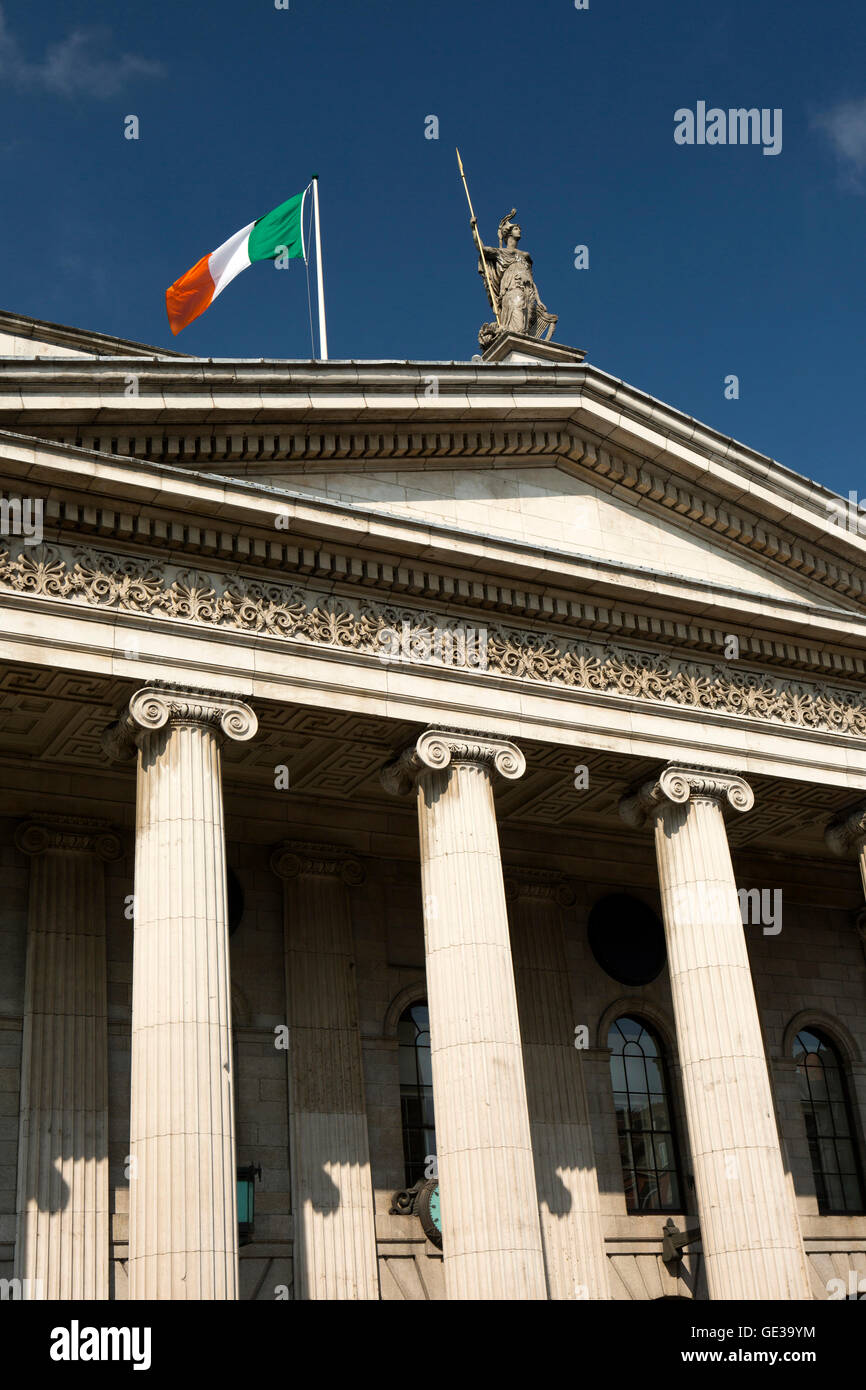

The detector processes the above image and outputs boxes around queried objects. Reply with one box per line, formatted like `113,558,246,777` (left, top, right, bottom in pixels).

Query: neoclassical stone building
0,307,864,1301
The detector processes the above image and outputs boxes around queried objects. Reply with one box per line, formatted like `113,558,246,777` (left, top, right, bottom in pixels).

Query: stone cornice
380,729,526,796
0,352,851,526
619,765,755,829
18,421,864,607
15,814,122,860
103,682,257,757
825,804,866,857
270,841,365,885
0,310,186,359
4,539,866,741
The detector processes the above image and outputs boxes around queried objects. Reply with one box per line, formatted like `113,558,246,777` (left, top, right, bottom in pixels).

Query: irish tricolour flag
166,190,308,335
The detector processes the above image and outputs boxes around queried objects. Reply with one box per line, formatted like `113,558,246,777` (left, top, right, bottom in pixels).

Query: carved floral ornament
380,730,526,796
3,540,866,739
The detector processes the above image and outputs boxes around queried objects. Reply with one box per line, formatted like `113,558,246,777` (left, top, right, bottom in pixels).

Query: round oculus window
587,892,666,986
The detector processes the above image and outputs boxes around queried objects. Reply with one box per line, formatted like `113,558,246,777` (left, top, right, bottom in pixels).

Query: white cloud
0,5,163,97
813,96,866,187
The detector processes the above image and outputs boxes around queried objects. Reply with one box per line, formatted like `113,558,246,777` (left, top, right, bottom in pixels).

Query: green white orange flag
166,190,308,334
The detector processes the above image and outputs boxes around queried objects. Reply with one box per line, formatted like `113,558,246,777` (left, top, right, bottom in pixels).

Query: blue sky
0,0,864,493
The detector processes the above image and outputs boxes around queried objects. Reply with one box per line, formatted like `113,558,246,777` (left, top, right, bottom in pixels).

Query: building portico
0,313,865,1300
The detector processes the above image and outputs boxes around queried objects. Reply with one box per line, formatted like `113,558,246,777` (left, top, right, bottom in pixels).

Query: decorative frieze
3,540,866,738
2,488,866,681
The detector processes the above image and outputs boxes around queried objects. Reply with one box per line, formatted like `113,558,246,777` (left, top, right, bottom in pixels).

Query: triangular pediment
221,457,858,614
0,311,863,622
0,309,185,360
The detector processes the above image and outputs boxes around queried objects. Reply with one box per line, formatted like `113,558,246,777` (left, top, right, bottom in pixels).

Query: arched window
398,1001,436,1187
793,1028,865,1214
608,1015,682,1213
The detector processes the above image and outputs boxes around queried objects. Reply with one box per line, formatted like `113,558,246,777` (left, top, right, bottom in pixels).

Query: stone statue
474,209,557,350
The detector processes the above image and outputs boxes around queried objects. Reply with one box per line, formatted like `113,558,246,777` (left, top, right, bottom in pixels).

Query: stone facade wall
0,802,864,1300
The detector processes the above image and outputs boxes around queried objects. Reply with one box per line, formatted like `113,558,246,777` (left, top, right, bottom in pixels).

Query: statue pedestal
480,331,587,366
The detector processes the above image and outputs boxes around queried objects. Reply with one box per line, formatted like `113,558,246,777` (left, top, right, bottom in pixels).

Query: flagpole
311,174,328,360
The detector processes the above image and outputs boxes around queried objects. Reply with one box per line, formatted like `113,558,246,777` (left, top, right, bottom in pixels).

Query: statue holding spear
456,149,558,351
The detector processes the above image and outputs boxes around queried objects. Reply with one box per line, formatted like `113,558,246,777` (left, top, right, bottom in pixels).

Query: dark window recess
609,1015,683,1214
398,1001,436,1188
227,867,244,937
588,892,666,987
794,1028,865,1215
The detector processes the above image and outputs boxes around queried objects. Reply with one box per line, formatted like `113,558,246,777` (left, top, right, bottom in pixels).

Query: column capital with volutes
15,814,122,861
380,728,526,797
825,802,866,858
619,763,754,830
270,840,366,887
504,867,575,907
102,681,257,759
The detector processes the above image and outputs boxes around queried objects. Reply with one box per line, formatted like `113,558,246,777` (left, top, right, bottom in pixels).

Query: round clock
416,1177,442,1248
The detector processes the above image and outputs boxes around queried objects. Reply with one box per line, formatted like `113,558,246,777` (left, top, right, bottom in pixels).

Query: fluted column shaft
14,818,120,1300
507,872,608,1300
621,766,810,1301
383,731,547,1301
106,684,257,1300
272,843,379,1300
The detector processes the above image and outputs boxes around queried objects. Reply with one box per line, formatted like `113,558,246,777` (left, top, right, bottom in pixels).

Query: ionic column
620,765,810,1301
105,683,257,1300
14,817,121,1300
382,730,547,1301
505,870,609,1300
271,842,379,1300
826,803,866,901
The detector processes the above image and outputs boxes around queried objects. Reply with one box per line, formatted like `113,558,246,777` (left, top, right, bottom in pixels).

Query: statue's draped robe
479,248,557,340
